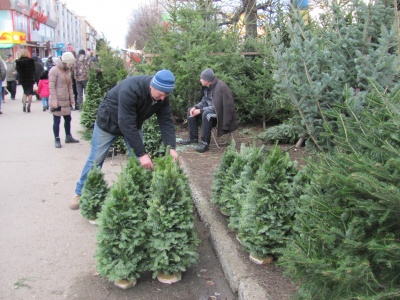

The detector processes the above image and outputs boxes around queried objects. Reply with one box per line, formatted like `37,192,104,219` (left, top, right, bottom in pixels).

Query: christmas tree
279,85,400,298
80,166,109,223
147,153,199,281
238,145,298,261
96,157,152,285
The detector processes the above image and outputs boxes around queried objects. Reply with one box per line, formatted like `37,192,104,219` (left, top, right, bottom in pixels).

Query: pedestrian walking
5,54,17,100
33,55,44,100
73,49,91,110
15,49,35,113
49,52,79,148
37,70,49,111
0,55,6,114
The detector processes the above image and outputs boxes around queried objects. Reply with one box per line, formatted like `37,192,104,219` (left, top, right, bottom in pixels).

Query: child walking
37,70,49,111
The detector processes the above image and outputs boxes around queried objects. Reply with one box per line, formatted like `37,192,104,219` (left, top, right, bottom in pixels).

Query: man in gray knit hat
180,68,238,153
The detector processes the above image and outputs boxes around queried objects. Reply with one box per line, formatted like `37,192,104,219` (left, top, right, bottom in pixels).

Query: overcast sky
64,0,146,49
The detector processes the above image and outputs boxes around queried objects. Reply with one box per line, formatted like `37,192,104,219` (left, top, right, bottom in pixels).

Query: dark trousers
53,115,72,138
187,109,217,144
6,80,17,99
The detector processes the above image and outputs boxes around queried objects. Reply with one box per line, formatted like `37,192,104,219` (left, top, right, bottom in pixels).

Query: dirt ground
176,123,307,300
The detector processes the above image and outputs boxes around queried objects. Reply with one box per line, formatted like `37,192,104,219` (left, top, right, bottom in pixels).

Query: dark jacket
33,57,44,84
15,57,35,85
96,75,176,157
195,78,238,137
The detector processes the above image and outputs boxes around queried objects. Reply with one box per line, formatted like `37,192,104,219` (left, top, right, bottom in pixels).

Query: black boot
65,135,79,143
194,141,209,153
55,138,61,148
179,137,198,145
23,104,26,112
27,105,31,113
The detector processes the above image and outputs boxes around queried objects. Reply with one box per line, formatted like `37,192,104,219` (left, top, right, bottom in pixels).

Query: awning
0,44,14,49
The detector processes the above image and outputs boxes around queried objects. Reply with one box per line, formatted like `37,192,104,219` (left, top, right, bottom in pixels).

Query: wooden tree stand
157,272,182,284
249,253,273,265
114,279,137,289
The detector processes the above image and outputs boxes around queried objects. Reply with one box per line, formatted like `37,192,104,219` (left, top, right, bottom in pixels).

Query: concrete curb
180,159,270,300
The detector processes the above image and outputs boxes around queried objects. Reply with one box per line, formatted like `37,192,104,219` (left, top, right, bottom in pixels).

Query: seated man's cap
200,68,215,82
150,69,175,94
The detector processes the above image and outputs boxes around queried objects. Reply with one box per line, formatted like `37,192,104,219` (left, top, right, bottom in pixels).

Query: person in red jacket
37,70,50,111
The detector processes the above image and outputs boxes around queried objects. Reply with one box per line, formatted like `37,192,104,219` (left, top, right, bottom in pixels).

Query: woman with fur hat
15,49,35,112
49,52,80,148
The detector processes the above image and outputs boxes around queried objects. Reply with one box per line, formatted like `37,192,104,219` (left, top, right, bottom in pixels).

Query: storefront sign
30,2,48,30
0,31,26,44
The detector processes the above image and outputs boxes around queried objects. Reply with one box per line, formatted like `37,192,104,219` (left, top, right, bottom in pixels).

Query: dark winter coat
195,78,238,137
49,60,74,116
96,75,176,157
33,57,44,84
15,57,35,85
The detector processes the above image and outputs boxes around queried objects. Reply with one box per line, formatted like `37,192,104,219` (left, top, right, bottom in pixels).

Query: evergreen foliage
212,143,247,215
138,2,279,123
147,152,199,277
80,68,104,132
96,157,152,282
80,166,109,221
142,115,165,158
270,0,399,148
211,140,237,208
238,145,298,259
279,85,400,299
258,122,299,144
227,144,267,230
80,42,128,152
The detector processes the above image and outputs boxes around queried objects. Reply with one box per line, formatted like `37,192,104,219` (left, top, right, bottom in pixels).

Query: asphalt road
0,86,235,300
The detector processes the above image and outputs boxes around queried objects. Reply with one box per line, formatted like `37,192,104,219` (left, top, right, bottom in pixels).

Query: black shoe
55,138,61,148
43,107,46,111
65,135,79,143
23,105,26,112
180,138,198,145
194,142,209,153
27,105,31,113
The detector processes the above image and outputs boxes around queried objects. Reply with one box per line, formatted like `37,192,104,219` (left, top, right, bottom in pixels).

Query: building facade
0,0,98,59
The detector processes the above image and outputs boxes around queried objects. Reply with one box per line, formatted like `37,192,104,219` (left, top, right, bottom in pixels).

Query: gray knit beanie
200,68,215,82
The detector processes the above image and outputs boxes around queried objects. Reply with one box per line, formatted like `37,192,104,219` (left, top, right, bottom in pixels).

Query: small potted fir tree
238,145,298,264
80,166,109,224
147,152,199,284
96,157,152,289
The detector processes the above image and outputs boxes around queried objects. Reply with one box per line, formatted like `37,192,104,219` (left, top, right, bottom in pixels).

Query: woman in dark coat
15,49,35,112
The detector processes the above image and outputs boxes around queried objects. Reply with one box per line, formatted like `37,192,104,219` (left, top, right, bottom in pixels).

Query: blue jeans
42,97,49,108
75,123,140,195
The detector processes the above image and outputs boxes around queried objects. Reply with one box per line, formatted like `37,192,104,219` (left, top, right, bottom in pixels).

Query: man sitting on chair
180,68,238,153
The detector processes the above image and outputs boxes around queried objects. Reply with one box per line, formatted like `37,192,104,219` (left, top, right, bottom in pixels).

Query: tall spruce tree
271,0,398,149
147,153,199,279
279,84,400,299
